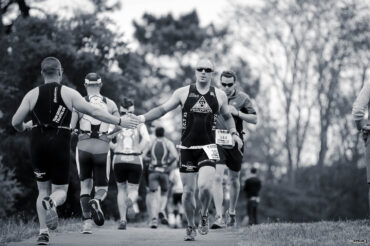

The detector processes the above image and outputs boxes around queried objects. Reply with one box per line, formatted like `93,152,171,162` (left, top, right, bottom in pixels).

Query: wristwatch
230,131,240,137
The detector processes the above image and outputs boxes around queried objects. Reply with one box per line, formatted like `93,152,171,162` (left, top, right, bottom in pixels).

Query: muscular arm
108,99,120,117
232,95,257,124
11,89,37,132
70,110,80,129
219,93,237,133
141,88,183,122
65,87,121,125
139,124,151,152
141,139,153,163
238,111,257,124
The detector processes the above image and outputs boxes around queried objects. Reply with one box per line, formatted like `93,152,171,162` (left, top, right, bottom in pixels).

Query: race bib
215,129,233,146
202,144,220,161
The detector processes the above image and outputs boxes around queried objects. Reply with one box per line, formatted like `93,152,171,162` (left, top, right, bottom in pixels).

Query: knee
198,183,212,193
182,189,194,199
229,172,240,183
214,173,223,184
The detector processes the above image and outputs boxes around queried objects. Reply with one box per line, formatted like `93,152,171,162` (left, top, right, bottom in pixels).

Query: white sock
229,209,236,215
40,228,49,235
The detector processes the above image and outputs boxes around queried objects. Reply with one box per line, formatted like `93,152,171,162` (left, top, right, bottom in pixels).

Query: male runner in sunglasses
137,59,243,241
211,70,257,229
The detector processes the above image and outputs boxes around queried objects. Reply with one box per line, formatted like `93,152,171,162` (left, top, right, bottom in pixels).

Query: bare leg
180,173,197,227
228,170,240,214
212,165,227,218
80,179,93,219
117,182,128,221
36,181,51,232
147,188,160,220
198,166,216,216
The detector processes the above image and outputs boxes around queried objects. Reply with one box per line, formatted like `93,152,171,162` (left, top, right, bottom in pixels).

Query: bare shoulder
26,87,39,99
61,85,78,97
174,85,190,102
174,85,190,95
24,87,39,108
106,97,118,108
60,85,81,110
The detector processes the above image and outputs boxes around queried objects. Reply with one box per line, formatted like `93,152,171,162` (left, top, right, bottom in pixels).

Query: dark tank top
148,139,170,172
31,82,72,133
181,84,219,147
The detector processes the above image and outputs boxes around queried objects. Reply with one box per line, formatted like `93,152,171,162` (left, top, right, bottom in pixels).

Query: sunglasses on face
221,82,234,88
196,67,213,73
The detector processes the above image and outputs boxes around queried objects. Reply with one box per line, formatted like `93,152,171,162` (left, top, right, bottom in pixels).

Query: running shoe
118,220,127,230
226,209,237,227
42,197,58,230
36,233,49,245
211,215,226,229
158,211,169,225
150,218,158,229
89,199,105,226
198,214,209,235
81,219,93,234
184,226,197,241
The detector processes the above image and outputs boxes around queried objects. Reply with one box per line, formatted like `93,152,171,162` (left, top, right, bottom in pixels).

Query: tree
231,0,370,183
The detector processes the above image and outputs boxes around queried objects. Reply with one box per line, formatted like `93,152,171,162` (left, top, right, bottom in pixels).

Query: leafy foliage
0,157,22,218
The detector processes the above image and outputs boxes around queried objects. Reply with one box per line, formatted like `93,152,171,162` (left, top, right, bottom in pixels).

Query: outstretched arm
66,87,139,129
140,88,182,123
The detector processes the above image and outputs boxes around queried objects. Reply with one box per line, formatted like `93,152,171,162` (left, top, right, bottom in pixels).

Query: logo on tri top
34,169,46,179
188,93,199,98
190,96,212,113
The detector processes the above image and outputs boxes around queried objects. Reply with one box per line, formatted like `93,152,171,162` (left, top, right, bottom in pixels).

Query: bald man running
137,59,242,241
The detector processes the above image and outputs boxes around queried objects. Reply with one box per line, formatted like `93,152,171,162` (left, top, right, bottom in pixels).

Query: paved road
8,227,245,246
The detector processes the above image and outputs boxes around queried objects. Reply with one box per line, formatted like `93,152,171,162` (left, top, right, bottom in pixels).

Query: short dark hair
155,127,165,137
251,167,257,174
220,70,237,82
121,97,134,109
41,57,62,76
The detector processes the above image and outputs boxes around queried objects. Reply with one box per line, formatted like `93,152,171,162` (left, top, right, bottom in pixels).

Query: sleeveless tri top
181,84,219,147
78,95,110,140
148,138,170,172
31,82,72,130
114,128,141,154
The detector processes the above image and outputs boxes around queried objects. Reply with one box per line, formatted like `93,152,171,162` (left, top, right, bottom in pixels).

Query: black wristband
231,131,239,137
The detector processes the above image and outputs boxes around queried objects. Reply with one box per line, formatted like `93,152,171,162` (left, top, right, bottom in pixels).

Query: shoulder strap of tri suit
103,96,107,104
191,84,197,92
85,96,89,102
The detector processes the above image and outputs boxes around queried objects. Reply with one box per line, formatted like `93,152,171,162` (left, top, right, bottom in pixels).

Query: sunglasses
221,82,234,88
196,67,213,73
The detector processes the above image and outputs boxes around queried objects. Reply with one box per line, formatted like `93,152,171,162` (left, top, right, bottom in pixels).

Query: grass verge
234,220,369,246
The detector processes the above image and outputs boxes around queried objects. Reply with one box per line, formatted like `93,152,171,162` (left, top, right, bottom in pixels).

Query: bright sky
31,0,231,42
